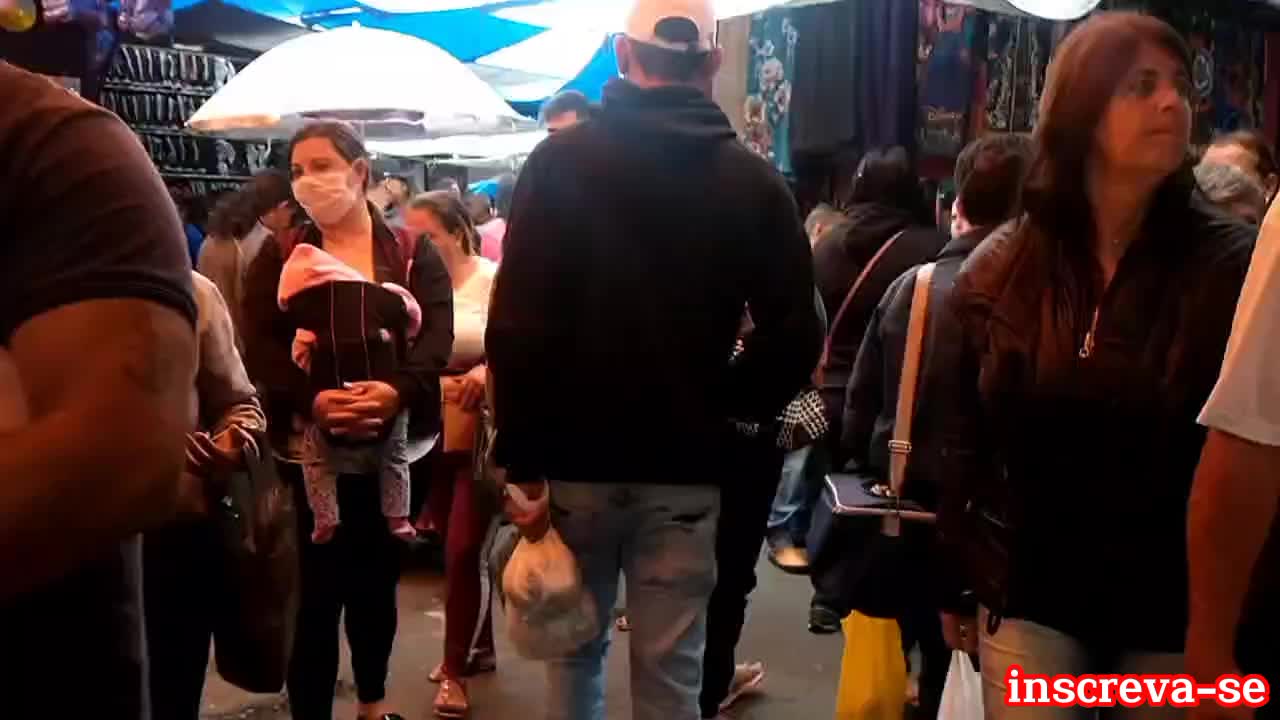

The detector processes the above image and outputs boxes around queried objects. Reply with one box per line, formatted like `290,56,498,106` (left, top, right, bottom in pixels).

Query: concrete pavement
199,551,845,719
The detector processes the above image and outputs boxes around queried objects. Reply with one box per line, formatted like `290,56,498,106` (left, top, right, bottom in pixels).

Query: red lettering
1218,677,1242,706
1118,678,1143,706
1243,677,1269,707
1171,677,1198,707
1053,677,1075,705
1143,678,1170,705
1077,678,1099,705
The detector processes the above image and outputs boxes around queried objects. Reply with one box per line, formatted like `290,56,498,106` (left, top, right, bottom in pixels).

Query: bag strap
884,263,935,534
818,230,909,377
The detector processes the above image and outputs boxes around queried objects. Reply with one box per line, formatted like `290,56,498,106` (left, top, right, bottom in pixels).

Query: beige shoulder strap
888,263,936,499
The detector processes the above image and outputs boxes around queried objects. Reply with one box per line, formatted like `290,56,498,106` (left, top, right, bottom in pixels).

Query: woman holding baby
243,121,454,720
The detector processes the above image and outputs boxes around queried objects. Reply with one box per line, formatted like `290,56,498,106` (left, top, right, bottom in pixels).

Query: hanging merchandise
117,0,172,39
743,7,798,173
101,43,266,192
917,0,981,161
974,12,1063,134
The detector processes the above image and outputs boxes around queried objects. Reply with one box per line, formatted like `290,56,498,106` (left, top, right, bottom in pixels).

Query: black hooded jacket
814,202,947,444
487,78,823,486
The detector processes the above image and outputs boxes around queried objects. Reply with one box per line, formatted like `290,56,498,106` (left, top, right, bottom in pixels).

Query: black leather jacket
937,191,1254,652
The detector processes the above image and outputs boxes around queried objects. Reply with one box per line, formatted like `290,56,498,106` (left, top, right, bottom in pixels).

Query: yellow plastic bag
834,612,907,720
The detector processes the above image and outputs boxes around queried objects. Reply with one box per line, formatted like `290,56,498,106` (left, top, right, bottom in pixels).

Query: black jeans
144,520,221,720
898,602,950,720
285,462,404,720
699,433,784,718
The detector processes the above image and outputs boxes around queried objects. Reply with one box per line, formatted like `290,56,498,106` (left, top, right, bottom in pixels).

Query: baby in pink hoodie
279,244,422,544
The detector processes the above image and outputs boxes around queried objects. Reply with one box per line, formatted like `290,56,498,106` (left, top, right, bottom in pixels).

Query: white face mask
293,170,359,226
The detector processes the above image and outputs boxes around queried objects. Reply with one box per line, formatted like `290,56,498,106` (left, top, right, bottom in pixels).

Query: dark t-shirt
0,61,196,718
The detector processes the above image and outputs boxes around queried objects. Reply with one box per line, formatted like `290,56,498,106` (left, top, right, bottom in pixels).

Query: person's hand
441,376,463,405
185,428,247,476
314,382,400,440
457,365,487,411
941,612,979,655
503,481,550,542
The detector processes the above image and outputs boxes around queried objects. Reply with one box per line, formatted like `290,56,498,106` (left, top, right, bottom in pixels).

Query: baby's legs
380,413,414,541
303,425,341,544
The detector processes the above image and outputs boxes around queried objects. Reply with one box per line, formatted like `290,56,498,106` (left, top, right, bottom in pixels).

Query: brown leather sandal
433,678,469,719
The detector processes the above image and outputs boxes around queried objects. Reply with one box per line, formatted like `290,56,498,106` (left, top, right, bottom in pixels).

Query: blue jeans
767,444,824,547
979,608,1183,720
545,481,720,720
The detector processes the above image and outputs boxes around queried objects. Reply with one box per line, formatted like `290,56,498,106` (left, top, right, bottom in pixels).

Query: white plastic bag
500,483,600,660
938,650,984,720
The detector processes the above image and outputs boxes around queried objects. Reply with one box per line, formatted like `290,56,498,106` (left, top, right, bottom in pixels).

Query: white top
450,257,498,369
1199,199,1280,446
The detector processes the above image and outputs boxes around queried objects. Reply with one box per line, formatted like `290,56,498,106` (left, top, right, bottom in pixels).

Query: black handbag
811,263,939,620
211,428,301,694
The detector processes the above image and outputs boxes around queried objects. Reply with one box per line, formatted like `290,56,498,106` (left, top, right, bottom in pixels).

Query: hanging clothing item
743,8,799,173
789,0,919,160
917,2,981,162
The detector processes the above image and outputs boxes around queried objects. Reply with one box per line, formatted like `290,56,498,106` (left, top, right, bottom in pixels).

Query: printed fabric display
743,8,798,174
975,13,1065,134
917,0,980,161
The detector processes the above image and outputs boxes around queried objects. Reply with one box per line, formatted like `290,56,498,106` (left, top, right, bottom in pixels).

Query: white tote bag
938,650,984,720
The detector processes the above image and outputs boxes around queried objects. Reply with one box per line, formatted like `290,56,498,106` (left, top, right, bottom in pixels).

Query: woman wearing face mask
242,121,454,720
402,191,499,718
935,14,1255,718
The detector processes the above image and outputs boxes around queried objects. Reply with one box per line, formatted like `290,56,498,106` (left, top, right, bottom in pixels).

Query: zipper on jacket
1078,304,1101,359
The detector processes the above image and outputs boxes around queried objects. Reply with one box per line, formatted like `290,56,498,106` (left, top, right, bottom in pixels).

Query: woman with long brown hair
403,191,499,719
936,13,1255,718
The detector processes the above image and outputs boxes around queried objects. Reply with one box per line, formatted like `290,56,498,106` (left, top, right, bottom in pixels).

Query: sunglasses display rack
102,43,271,193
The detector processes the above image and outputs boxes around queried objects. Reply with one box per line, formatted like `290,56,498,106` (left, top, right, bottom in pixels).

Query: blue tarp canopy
173,0,619,111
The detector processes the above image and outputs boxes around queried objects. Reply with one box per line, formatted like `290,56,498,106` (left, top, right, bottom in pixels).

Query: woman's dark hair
954,133,1034,228
846,146,923,215
1210,129,1278,180
1022,11,1192,320
289,121,370,187
409,190,481,255
206,169,296,239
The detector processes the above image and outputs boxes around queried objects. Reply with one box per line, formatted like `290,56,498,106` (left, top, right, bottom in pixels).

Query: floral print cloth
743,9,798,174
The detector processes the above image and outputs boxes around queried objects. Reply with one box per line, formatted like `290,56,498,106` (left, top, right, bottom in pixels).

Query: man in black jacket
486,0,822,717
835,134,1032,719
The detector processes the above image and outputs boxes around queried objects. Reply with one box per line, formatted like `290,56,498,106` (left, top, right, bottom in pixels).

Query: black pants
898,603,949,720
284,462,404,720
144,521,221,720
699,434,784,718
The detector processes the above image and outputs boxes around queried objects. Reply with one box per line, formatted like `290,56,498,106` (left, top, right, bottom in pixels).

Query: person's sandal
429,650,497,683
433,678,469,719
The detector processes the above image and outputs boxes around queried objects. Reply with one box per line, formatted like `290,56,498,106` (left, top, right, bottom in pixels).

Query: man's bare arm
0,299,196,600
1187,429,1280,675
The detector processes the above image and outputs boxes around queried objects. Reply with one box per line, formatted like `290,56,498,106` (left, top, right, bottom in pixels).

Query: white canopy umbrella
369,130,548,159
948,0,1099,19
187,25,536,140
